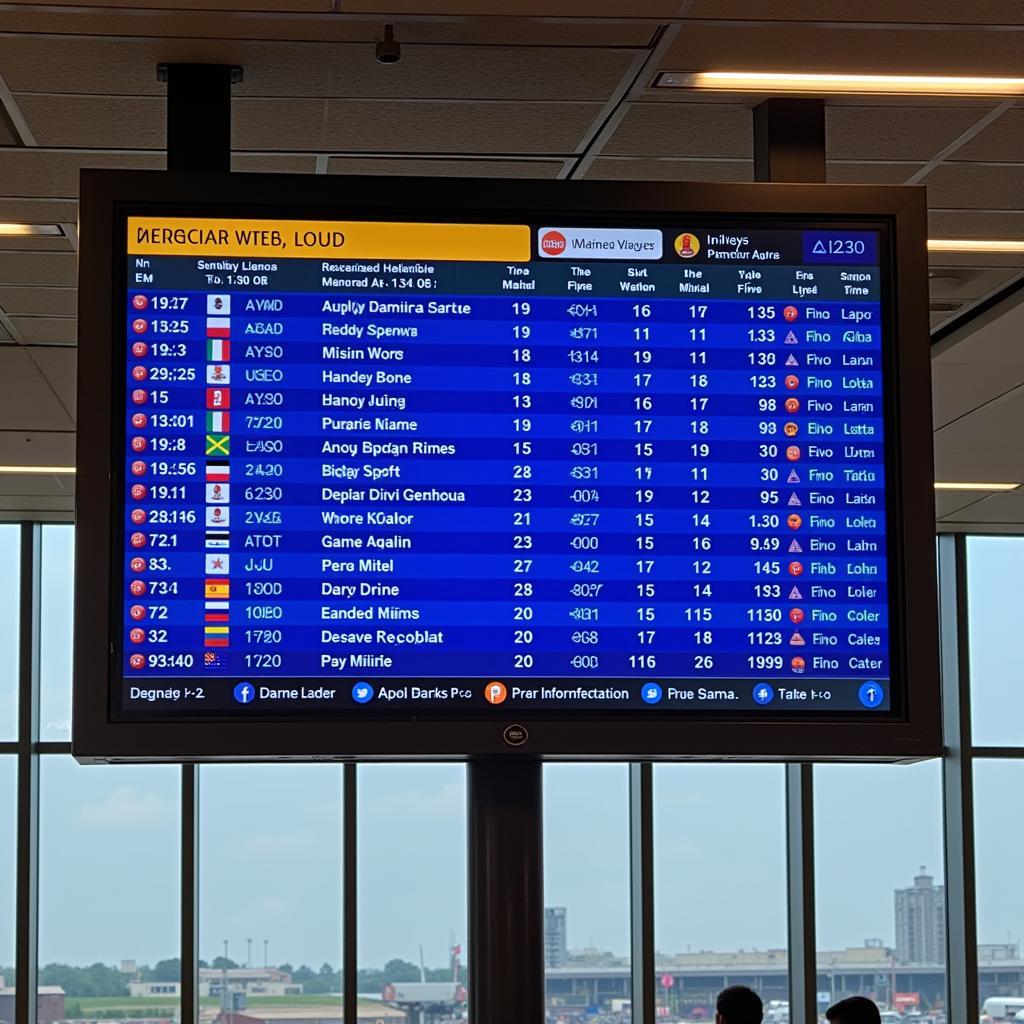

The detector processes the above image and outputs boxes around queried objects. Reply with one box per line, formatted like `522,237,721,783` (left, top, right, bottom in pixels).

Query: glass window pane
0,756,14,978
0,525,19,740
40,524,74,741
200,765,343,1014
815,762,946,1017
358,765,467,1014
974,760,1024,1011
655,765,789,1017
545,765,630,1016
39,758,180,1018
968,537,1024,745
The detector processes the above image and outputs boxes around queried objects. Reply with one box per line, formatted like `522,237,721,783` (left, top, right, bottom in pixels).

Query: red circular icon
540,230,567,256
784,375,800,390
785,445,801,462
131,341,148,358
791,656,806,673
784,397,800,413
129,605,146,621
132,295,149,311
129,653,146,669
131,413,148,429
129,579,147,597
131,436,148,453
783,422,798,437
783,305,799,322
788,561,804,577
787,513,802,529
130,532,147,549
130,483,147,500
129,556,146,573
131,389,148,405
131,365,149,382
130,508,147,525
789,608,805,624
129,627,146,644
130,460,146,476
131,318,148,334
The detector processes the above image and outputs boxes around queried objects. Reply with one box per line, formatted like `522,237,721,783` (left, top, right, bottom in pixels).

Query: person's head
825,996,882,1024
715,985,763,1024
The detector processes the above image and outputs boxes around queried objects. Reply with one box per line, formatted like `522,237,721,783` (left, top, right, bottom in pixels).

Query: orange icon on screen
132,341,148,358
485,681,508,705
129,580,147,597
129,557,146,573
132,295,149,311
783,306,799,322
131,413,148,429
783,422,799,437
129,653,146,669
131,483,147,500
784,375,800,390
785,397,800,413
132,318,148,334
674,232,700,258
787,513,802,529
786,445,801,462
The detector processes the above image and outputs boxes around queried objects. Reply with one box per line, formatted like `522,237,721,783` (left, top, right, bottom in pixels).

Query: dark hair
716,985,763,1024
826,996,882,1024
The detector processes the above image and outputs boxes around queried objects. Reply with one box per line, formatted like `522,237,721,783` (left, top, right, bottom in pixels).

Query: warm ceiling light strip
928,239,1024,253
0,223,62,236
658,71,1024,96
934,482,1020,492
0,465,76,474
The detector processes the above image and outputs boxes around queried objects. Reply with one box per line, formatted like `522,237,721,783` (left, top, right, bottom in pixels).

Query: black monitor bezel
73,170,938,762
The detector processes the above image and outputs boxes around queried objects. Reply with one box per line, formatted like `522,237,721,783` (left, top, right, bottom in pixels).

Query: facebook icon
233,681,255,705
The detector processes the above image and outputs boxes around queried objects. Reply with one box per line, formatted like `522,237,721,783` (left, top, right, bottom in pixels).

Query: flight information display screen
115,213,895,721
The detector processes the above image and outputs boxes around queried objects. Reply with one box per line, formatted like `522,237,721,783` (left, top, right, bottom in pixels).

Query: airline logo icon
674,232,700,258
206,317,231,338
206,483,229,504
206,506,229,527
485,681,508,704
207,294,231,315
205,553,229,575
207,364,230,384
537,226,662,260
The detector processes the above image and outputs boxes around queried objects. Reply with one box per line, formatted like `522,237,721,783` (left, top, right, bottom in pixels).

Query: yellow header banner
127,217,530,262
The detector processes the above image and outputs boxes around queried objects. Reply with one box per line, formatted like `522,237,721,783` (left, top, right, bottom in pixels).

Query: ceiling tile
28,346,76,420
0,288,77,318
0,349,75,430
231,154,318,174
826,162,920,184
0,252,76,287
940,488,1024,525
935,491,990,518
928,266,1022,301
10,317,77,345
326,157,563,177
928,210,1024,239
0,430,74,466
16,94,166,149
604,103,752,159
934,441,1024,481
0,151,163,199
827,106,991,162
949,109,1024,163
583,158,752,181
934,295,1024,365
935,387,1024,444
932,360,1024,428
920,164,1024,209
685,0,1024,21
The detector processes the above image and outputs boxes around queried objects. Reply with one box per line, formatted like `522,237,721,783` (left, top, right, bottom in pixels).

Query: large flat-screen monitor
73,171,939,761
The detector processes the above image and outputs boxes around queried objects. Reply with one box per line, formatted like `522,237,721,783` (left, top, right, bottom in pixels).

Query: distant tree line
0,958,460,998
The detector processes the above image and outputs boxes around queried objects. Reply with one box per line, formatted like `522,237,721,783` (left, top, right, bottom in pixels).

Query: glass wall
1,525,1021,1024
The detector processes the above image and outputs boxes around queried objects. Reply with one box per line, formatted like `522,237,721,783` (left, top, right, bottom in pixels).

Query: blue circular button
641,682,663,705
752,682,775,706
233,681,255,705
858,681,884,709
352,681,374,704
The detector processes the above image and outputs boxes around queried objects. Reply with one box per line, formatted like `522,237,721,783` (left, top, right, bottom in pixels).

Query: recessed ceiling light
0,223,62,236
656,71,1024,96
934,482,1020,492
0,465,75,474
928,239,1024,253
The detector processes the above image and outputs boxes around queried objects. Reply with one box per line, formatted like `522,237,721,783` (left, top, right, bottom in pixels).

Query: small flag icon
789,586,804,600
787,469,801,483
206,317,231,338
206,531,230,549
207,364,230,384
206,387,230,410
785,353,799,367
204,625,229,648
789,539,803,553
205,554,229,575
205,600,229,622
207,411,230,432
784,330,799,344
206,506,230,527
207,295,231,315
788,493,802,506
789,631,806,646
206,434,230,456
203,651,224,668
207,338,231,361
206,460,230,482
206,483,229,503
205,579,230,599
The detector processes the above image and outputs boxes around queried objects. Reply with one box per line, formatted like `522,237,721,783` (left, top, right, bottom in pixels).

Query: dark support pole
181,766,199,1024
468,759,544,1024
785,765,817,1024
159,63,241,174
629,763,655,1024
755,98,826,1024
753,99,827,184
343,763,358,1024
162,62,239,1024
15,524,41,1024
938,534,979,1023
